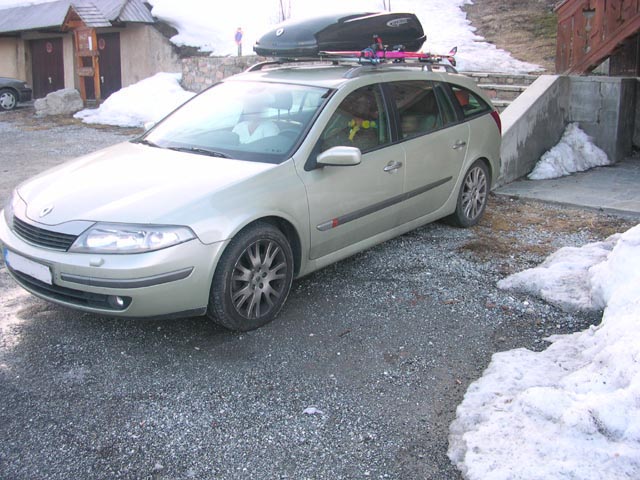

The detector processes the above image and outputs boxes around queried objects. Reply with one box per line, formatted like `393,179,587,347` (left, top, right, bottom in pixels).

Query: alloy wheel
230,238,289,319
461,165,487,221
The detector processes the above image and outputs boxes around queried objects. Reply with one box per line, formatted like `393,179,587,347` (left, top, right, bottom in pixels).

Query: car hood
17,141,275,226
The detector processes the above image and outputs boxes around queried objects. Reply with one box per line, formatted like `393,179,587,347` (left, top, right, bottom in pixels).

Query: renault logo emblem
39,205,54,218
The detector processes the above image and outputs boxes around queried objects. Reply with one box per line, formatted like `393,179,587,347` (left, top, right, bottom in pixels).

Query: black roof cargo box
254,12,426,58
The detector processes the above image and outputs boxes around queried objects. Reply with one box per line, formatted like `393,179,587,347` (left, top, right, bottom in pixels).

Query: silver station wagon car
0,61,501,331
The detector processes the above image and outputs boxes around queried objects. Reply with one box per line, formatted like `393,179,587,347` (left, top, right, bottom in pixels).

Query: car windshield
141,80,330,164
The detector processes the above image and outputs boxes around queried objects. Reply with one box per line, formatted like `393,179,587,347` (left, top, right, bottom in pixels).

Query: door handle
452,140,467,150
383,161,403,173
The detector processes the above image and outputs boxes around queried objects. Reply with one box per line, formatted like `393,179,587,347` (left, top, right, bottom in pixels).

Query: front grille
7,267,131,311
13,216,78,251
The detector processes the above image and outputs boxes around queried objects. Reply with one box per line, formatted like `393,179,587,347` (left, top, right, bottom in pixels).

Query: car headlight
69,223,196,254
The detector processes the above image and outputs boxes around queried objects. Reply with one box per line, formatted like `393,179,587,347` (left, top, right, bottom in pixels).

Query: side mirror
316,146,362,167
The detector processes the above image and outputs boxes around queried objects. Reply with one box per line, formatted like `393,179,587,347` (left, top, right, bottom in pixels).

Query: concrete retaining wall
499,75,639,186
500,76,569,185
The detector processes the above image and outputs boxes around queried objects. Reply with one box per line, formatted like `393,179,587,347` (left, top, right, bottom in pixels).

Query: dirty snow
528,123,611,180
449,225,640,479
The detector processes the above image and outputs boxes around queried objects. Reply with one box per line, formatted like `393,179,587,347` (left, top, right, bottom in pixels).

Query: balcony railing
556,0,640,74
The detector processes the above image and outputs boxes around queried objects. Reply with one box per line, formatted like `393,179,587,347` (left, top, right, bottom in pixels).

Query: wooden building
556,0,640,75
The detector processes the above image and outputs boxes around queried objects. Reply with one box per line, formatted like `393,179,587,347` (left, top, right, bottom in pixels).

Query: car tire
447,160,489,228
0,88,17,111
207,222,294,331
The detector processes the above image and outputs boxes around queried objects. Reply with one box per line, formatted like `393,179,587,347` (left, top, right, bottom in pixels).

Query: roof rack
246,57,458,76
343,62,458,78
246,57,338,72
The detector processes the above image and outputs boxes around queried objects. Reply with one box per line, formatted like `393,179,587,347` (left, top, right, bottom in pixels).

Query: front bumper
0,211,228,319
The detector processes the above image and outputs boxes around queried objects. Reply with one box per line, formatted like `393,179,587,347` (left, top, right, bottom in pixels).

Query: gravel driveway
0,108,634,479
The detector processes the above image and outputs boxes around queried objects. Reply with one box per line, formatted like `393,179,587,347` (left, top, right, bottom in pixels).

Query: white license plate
3,249,53,285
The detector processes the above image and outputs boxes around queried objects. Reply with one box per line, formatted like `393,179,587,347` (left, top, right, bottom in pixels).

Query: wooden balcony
556,0,640,74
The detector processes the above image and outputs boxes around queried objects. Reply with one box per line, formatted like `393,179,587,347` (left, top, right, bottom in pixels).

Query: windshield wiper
133,138,160,148
167,146,229,158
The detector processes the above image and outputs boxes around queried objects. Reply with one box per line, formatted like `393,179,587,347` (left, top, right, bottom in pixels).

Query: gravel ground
0,108,634,479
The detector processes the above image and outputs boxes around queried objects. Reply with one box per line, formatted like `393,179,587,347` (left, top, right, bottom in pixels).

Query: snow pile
496,235,621,311
528,123,611,180
74,73,194,128
449,224,640,480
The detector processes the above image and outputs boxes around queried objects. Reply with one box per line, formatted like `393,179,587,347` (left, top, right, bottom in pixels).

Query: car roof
225,62,477,91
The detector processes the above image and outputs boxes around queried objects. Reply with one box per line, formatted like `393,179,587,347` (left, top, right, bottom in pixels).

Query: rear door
297,84,405,260
30,38,65,98
386,80,470,225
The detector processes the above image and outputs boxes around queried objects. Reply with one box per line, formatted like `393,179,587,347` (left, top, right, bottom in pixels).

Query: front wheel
447,160,490,228
207,222,294,331
0,89,17,111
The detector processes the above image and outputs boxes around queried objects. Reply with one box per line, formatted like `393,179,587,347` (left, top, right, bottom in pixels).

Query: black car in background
0,77,32,111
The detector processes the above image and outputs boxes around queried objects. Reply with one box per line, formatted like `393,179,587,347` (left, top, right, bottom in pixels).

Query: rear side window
387,81,442,139
450,85,492,119
434,82,457,126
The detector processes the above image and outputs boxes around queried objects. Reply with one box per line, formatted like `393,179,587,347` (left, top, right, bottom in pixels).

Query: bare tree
278,0,292,22
381,0,391,10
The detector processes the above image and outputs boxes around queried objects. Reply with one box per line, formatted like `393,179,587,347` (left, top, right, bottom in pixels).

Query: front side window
388,81,443,139
142,81,330,164
319,85,389,153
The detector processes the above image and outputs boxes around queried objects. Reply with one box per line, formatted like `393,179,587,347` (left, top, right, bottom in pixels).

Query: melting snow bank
148,0,541,73
449,224,640,480
392,0,541,73
528,123,611,180
74,73,195,128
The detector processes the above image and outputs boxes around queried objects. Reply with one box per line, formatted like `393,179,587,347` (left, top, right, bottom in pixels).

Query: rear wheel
0,89,17,111
447,160,489,227
207,222,294,331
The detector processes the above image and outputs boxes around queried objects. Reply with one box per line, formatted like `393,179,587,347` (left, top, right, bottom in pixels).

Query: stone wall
181,55,263,93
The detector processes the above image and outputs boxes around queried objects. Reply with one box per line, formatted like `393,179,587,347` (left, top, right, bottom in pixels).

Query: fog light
107,295,129,310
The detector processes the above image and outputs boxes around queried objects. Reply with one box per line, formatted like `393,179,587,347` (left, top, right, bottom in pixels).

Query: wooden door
97,32,122,99
30,38,65,98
